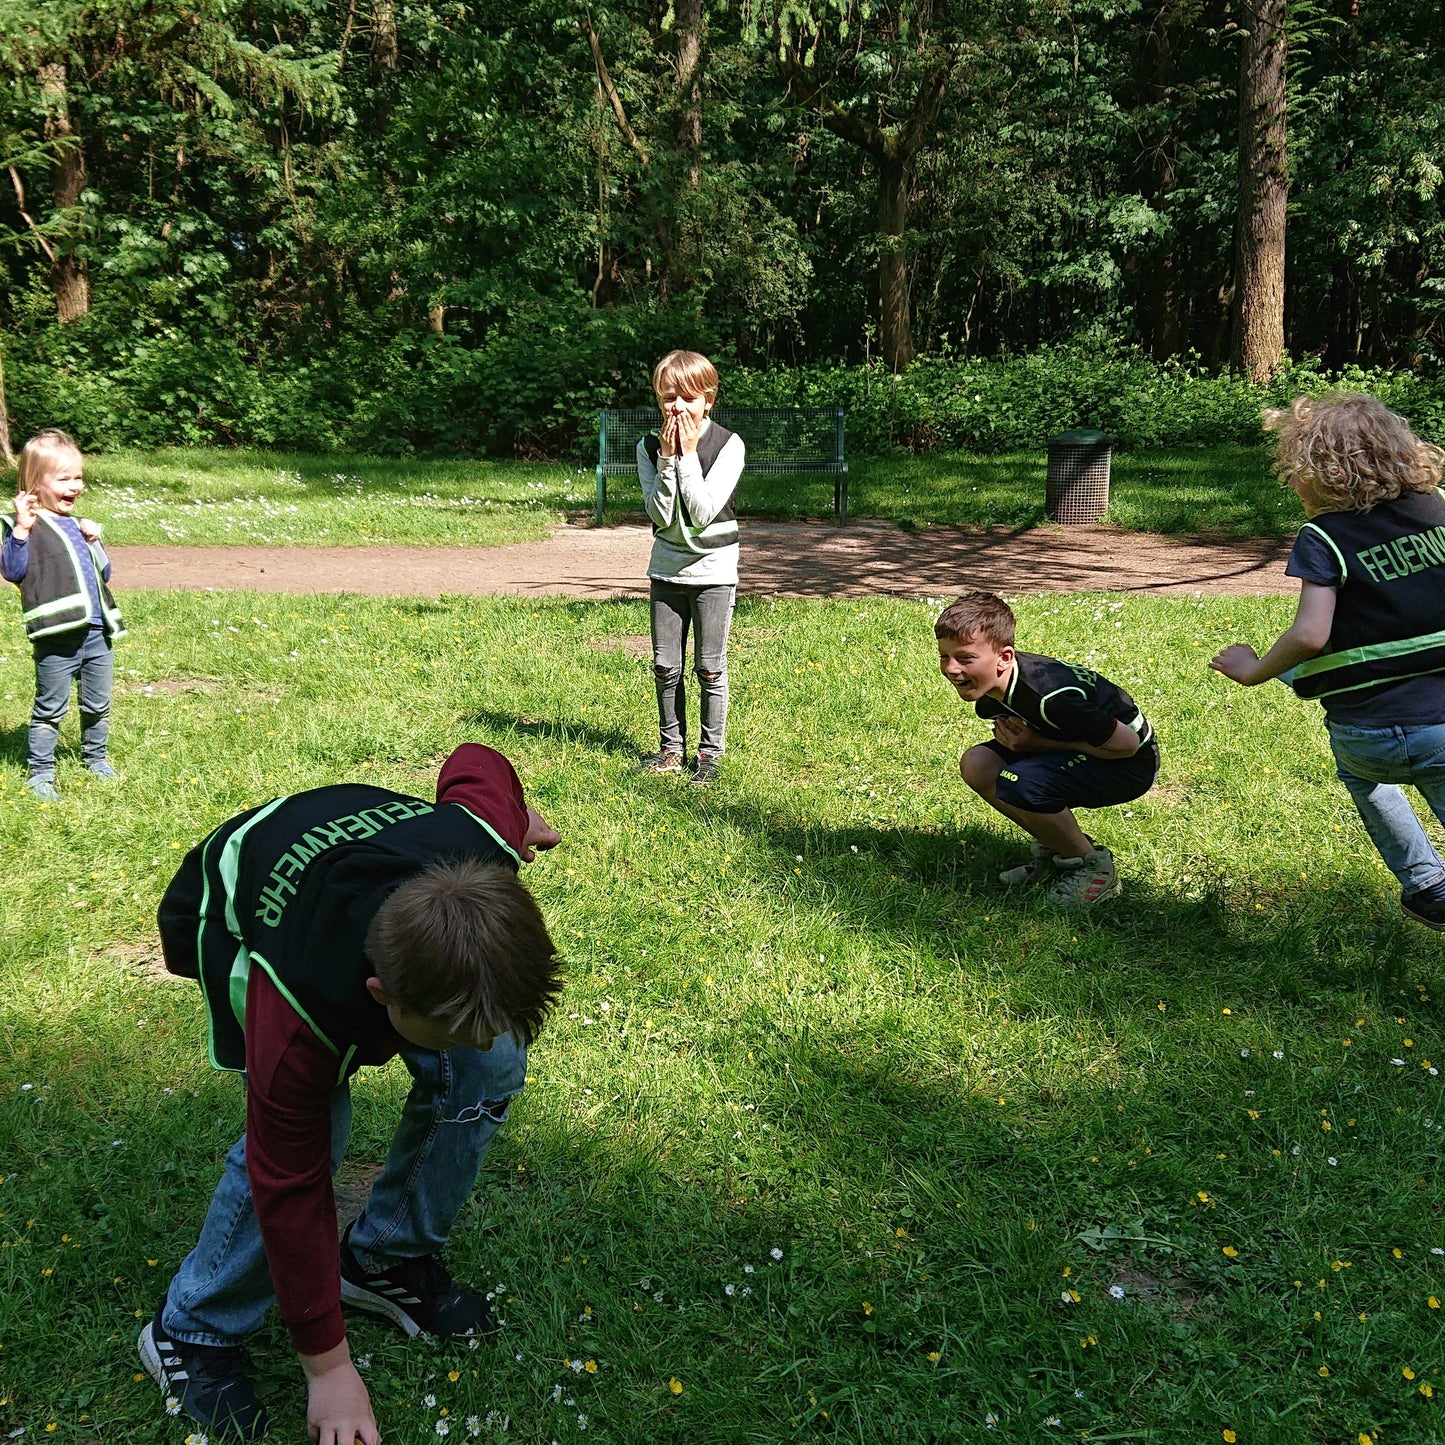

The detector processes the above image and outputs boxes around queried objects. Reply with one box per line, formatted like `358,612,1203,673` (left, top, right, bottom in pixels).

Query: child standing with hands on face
1211,393,1445,930
2,428,124,801
636,349,746,784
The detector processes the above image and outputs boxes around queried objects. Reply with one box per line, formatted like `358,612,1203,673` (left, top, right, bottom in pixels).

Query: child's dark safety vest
642,421,739,552
1,511,124,641
158,784,521,1077
1290,490,1445,701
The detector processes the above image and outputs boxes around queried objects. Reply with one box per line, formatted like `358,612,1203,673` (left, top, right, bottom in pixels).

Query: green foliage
729,345,1445,454
11,325,1443,460
2,591,1444,1442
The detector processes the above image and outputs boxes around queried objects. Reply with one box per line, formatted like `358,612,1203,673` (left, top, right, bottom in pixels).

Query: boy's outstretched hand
303,1344,380,1445
1209,644,1261,685
519,805,561,863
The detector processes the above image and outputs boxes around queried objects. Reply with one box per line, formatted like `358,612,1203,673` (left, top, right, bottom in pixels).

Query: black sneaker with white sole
138,1305,269,1441
1401,884,1445,931
339,1223,496,1339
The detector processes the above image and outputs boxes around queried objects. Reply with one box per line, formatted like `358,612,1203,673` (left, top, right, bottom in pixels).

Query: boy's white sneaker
1047,847,1120,906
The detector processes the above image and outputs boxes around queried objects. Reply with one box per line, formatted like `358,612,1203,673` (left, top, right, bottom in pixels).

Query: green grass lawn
2,592,1442,1444
73,444,1292,546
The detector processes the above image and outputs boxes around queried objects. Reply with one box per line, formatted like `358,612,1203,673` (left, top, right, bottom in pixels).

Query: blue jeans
162,1034,526,1347
30,627,113,777
1327,720,1445,896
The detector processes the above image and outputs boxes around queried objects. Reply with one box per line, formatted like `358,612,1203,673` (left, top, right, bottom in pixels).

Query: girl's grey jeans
649,578,734,758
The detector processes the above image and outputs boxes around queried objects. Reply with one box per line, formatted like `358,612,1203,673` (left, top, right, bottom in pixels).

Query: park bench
595,406,848,524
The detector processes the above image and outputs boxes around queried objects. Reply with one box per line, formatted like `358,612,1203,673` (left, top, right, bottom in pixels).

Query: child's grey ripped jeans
650,579,734,758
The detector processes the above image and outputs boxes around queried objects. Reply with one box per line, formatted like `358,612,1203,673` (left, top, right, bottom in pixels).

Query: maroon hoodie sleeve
244,969,352,1357
434,744,529,858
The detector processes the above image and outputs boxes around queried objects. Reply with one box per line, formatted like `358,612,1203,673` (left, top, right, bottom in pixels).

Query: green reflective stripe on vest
196,795,291,1068
249,950,340,1055
22,595,85,620
450,803,523,867
336,1044,359,1086
1037,686,1085,730
1293,623,1445,681
1300,521,1349,582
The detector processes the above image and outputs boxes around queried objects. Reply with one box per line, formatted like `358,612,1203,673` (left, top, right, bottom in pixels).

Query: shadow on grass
468,707,641,758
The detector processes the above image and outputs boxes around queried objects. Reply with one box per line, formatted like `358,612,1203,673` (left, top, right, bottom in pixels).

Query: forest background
1,0,1442,464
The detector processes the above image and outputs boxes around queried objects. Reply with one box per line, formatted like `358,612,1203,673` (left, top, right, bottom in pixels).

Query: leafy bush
8,317,1441,459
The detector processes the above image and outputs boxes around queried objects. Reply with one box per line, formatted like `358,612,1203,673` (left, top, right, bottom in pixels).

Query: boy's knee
695,666,723,684
653,661,683,687
961,746,1000,795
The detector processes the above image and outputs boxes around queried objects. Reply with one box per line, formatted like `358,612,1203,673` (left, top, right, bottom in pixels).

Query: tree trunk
0,330,15,468
40,62,90,324
878,146,914,371
1231,0,1288,382
371,0,399,70
674,0,703,189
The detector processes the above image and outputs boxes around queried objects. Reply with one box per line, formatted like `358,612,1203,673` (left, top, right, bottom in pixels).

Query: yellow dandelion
1430,1296,1441,1309
668,1377,683,1395
1223,1432,1237,1443
1403,1367,1416,1380
1222,1246,1239,1258
1359,1434,1375,1445
448,1371,460,1382
1421,1383,1435,1397
862,1301,874,1315
926,1351,940,1363
1393,1248,1403,1258
1318,1365,1330,1377
585,1360,597,1374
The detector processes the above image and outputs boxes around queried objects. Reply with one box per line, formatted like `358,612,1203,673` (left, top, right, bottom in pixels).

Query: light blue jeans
30,627,112,777
1327,720,1445,896
163,1035,526,1346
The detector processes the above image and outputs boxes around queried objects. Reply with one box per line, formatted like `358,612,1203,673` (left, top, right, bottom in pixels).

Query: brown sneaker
637,749,685,775
1046,847,1120,906
691,754,722,785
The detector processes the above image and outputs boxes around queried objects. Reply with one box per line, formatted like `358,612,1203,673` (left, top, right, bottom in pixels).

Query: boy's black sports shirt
974,651,1153,749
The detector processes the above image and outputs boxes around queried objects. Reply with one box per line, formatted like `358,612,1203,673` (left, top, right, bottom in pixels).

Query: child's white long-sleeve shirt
637,425,745,585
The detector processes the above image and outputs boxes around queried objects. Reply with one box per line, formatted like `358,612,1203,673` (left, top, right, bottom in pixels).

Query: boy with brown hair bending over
141,744,562,1444
937,592,1160,905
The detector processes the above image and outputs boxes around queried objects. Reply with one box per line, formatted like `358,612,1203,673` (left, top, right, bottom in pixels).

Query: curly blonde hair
1264,393,1444,513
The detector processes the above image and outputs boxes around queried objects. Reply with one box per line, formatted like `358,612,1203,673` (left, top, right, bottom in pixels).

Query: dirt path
109,519,1295,600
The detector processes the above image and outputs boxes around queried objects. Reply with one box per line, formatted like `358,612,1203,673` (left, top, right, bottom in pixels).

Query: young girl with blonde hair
2,429,124,800
1211,392,1445,928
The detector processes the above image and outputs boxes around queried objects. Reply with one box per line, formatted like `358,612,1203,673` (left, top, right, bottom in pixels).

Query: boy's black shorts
982,738,1159,813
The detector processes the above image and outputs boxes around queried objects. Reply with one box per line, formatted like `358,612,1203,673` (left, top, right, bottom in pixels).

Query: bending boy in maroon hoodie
141,744,563,1444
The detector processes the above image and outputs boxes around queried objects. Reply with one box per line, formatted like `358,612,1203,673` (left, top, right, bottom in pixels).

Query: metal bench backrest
595,405,848,521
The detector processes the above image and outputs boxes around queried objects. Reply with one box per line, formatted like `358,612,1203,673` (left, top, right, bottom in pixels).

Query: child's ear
365,977,396,1008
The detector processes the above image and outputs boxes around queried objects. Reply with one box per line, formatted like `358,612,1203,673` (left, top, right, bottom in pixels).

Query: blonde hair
17,429,83,494
1264,393,1443,513
652,350,719,406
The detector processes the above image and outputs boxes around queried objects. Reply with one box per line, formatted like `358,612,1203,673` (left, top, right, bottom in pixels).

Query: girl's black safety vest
642,421,739,552
158,783,521,1077
1291,490,1445,701
1,511,125,642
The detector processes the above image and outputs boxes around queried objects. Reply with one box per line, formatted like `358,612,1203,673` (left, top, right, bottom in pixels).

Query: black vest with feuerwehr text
1291,490,1445,701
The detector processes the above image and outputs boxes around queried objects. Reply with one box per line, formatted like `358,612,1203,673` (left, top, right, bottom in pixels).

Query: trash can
1046,428,1112,524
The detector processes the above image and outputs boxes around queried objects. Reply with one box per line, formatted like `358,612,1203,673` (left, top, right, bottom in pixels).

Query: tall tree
1231,0,1287,380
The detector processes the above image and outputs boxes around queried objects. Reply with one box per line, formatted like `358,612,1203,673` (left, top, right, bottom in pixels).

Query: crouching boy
937,592,1160,905
141,744,563,1444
